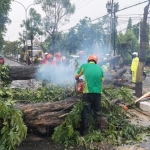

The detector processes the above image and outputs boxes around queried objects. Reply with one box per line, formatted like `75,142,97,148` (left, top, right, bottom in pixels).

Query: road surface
4,57,38,89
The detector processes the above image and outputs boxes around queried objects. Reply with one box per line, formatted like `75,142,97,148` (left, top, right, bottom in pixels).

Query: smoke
35,64,76,86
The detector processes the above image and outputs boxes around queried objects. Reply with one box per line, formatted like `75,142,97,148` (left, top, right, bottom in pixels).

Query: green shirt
76,62,104,93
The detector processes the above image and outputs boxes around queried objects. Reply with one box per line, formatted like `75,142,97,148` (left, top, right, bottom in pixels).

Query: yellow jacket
131,57,139,72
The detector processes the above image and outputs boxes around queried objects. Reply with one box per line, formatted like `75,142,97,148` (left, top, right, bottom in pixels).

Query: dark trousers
80,93,101,135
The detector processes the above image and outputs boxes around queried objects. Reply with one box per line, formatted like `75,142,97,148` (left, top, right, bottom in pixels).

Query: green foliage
0,100,27,150
35,0,75,53
20,8,43,54
117,29,139,64
0,83,74,103
52,101,84,145
0,0,11,52
0,65,11,86
127,17,132,30
52,85,146,149
2,41,22,57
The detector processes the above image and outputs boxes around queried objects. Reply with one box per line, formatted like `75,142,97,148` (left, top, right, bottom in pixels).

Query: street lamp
12,1,34,54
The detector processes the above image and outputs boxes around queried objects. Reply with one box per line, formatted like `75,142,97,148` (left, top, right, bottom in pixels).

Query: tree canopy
0,0,11,52
34,0,75,53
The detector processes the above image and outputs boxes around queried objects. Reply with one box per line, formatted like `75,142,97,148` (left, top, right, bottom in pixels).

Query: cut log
104,67,127,84
113,81,135,90
110,67,127,79
16,96,78,134
8,66,37,80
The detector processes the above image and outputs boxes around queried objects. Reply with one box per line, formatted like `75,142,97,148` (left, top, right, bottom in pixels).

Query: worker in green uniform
131,52,139,83
75,54,104,136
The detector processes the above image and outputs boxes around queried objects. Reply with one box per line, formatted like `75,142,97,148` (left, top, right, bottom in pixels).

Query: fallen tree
98,55,120,66
16,96,78,134
4,56,125,82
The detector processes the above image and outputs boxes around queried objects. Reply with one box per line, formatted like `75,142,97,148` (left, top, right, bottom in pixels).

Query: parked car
0,55,4,65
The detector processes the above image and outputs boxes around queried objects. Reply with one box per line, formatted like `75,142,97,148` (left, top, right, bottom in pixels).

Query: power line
75,0,86,7
117,14,144,16
76,0,94,10
74,0,83,5
117,0,148,13
91,0,148,22
61,0,149,32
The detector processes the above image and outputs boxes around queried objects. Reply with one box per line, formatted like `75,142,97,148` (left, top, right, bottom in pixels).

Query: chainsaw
115,99,128,111
75,79,84,93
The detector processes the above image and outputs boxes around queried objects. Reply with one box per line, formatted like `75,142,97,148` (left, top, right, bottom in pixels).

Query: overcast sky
5,0,149,41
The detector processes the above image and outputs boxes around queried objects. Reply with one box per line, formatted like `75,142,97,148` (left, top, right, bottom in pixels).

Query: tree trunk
113,81,135,90
136,2,150,97
98,55,120,66
8,66,36,80
16,96,78,134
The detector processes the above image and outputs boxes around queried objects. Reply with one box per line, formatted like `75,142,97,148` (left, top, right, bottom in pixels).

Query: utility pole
106,0,119,69
106,0,113,57
113,2,119,58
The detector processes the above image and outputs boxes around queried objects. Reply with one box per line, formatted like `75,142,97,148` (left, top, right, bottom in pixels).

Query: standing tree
136,2,150,97
2,41,21,58
0,0,11,52
34,0,75,54
127,17,132,30
20,8,43,57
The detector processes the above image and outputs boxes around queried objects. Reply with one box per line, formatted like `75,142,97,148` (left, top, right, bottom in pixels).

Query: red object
46,54,52,59
0,56,4,65
42,58,49,64
50,60,56,66
88,54,98,63
76,80,84,93
55,52,61,62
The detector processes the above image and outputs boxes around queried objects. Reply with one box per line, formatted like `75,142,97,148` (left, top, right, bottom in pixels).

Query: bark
136,2,150,97
113,81,135,90
8,66,36,80
16,96,78,134
104,67,127,84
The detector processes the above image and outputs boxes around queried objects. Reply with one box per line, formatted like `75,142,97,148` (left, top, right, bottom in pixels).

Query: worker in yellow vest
131,52,139,83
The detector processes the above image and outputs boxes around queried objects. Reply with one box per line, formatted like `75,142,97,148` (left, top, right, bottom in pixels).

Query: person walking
131,52,139,83
75,54,104,136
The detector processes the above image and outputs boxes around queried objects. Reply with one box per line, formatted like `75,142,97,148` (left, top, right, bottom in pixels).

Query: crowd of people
26,51,73,67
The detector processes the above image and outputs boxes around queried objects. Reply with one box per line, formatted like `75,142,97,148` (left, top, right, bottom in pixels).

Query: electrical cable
61,0,149,32
91,0,148,22
74,0,83,5
76,0,94,11
75,0,86,7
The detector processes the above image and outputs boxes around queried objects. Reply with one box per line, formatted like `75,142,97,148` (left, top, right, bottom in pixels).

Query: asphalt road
4,57,37,89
